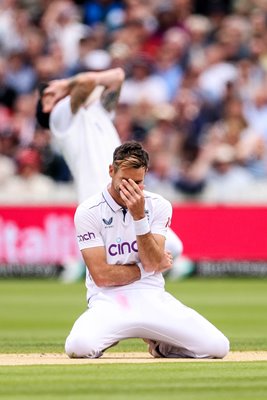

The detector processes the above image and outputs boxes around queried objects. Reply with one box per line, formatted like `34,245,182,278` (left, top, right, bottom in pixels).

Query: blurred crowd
1,0,267,204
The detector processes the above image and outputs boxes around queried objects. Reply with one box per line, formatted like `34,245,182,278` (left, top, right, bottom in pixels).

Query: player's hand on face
119,178,145,220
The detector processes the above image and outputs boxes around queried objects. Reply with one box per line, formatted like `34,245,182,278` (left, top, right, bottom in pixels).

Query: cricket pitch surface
0,352,267,365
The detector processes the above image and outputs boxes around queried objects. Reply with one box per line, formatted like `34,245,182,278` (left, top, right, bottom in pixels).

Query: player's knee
208,333,230,359
65,333,102,359
216,335,230,358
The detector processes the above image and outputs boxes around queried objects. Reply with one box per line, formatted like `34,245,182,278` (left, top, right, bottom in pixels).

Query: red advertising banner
0,206,79,265
171,204,267,261
0,205,267,267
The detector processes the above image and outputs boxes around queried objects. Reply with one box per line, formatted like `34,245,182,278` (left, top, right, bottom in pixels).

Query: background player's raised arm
41,67,125,114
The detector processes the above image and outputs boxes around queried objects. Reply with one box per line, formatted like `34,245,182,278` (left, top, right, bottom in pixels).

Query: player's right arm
81,246,141,287
75,203,141,288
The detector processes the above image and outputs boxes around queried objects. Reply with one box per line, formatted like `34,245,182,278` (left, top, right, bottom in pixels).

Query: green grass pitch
0,277,266,399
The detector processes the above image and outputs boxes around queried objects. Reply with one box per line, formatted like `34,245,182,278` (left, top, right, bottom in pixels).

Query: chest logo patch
103,217,113,226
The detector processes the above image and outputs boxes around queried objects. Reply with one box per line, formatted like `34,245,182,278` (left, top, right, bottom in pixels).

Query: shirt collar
102,185,124,213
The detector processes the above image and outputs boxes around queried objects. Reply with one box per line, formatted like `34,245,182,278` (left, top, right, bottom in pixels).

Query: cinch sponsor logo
77,232,96,242
108,240,138,256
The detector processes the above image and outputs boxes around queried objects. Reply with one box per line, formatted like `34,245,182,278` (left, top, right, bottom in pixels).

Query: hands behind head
41,79,70,113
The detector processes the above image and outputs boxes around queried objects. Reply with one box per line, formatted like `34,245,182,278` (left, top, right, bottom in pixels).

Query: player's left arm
99,68,125,112
119,179,173,273
136,233,173,273
63,68,125,113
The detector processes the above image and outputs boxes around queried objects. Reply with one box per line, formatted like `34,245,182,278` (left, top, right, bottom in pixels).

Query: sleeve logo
77,232,96,242
165,217,171,228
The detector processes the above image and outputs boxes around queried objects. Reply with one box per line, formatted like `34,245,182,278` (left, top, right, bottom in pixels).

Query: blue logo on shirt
102,217,113,226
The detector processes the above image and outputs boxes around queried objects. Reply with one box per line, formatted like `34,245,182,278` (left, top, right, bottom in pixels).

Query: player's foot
144,339,194,358
144,339,166,358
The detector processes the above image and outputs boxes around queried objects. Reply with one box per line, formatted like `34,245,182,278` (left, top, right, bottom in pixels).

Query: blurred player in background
36,67,183,280
65,141,229,359
36,68,122,202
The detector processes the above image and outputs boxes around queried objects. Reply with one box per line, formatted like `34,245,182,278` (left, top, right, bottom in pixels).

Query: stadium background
0,3,267,399
1,0,267,276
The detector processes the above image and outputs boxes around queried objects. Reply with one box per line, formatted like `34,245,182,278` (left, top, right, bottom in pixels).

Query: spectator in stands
198,43,238,102
184,14,211,69
11,93,37,147
208,96,267,178
113,102,135,142
0,128,18,159
120,53,169,105
83,0,125,30
243,85,267,145
0,57,17,110
0,153,16,185
203,143,254,203
41,0,90,69
145,150,178,201
6,51,36,94
0,148,57,204
31,127,72,183
215,14,251,62
154,28,188,100
0,1,27,55
34,54,65,87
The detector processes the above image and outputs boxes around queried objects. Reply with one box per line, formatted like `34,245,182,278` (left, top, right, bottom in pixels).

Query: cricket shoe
145,339,194,358
144,339,166,358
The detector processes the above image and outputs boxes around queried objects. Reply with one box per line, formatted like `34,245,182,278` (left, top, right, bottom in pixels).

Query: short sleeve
150,197,172,238
49,96,74,138
74,205,105,250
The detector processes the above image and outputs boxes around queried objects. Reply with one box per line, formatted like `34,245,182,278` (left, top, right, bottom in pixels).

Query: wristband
134,216,150,236
137,262,154,279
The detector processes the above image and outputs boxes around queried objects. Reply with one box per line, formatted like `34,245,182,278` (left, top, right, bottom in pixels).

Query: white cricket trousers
65,288,229,359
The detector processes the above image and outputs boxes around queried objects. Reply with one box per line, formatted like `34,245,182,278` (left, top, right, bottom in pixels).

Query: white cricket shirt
74,186,172,300
49,96,121,203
